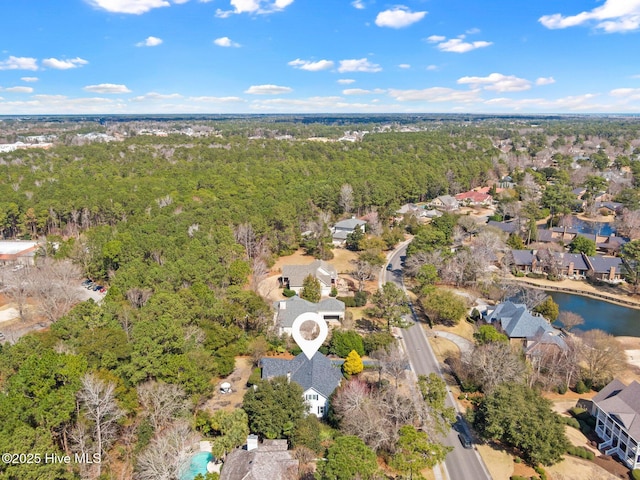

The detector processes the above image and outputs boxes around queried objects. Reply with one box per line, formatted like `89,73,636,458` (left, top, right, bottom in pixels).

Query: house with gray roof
430,195,459,211
585,255,626,282
487,220,518,234
592,379,640,469
261,352,343,417
484,301,566,351
331,217,367,245
220,438,298,480
273,296,345,335
510,249,536,273
281,260,337,297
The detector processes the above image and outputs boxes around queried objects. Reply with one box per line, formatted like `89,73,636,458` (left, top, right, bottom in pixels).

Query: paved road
385,243,492,480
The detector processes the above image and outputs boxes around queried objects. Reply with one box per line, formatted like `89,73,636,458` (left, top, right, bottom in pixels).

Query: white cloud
375,6,427,28
2,86,34,93
137,36,163,47
244,84,292,95
337,79,356,84
42,57,88,70
216,0,294,17
83,83,132,94
539,0,640,33
0,95,126,114
343,88,385,95
188,96,245,103
457,73,531,92
466,27,481,35
21,77,39,82
0,56,38,71
288,59,334,71
398,64,411,69
610,88,640,101
388,87,481,103
214,37,241,47
426,65,439,71
536,77,556,86
352,0,365,9
431,35,492,53
85,0,173,14
338,58,382,73
130,92,182,102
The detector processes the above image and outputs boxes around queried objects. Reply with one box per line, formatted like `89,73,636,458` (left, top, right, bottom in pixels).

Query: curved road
384,242,492,480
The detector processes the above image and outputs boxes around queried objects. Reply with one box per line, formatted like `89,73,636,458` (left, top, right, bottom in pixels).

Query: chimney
568,262,574,276
247,434,258,452
280,301,286,310
609,266,616,281
286,372,291,384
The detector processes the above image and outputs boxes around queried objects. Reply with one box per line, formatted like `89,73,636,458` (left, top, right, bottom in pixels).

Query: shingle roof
434,195,458,207
220,440,298,480
281,260,337,288
511,250,534,266
333,218,366,230
593,380,640,441
261,352,343,399
553,252,588,271
274,296,345,329
487,220,518,234
586,255,624,274
536,229,555,242
486,301,564,344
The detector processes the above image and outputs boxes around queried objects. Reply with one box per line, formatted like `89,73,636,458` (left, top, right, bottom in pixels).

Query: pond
550,292,640,337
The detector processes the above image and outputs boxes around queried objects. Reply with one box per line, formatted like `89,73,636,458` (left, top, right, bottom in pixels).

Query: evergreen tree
343,350,364,376
300,274,322,303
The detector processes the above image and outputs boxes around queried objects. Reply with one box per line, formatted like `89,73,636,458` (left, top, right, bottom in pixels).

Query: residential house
585,255,626,282
591,379,640,470
487,220,519,235
484,301,567,352
220,436,298,480
595,201,624,216
430,195,460,211
273,296,345,335
454,190,493,207
0,240,40,266
261,352,343,417
510,249,536,273
281,260,337,297
396,203,421,217
331,217,367,245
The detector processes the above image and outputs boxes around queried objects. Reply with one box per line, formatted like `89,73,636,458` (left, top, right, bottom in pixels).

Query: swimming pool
180,451,213,480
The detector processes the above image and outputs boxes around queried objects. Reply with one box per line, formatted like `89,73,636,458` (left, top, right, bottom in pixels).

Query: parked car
93,285,103,291
0,332,5,340
81,279,92,286
458,434,472,449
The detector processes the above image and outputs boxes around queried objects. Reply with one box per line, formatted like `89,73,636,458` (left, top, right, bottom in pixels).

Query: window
306,394,318,401
318,406,325,416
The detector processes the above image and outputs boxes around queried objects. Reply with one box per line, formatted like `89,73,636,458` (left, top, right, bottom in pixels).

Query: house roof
433,195,458,207
281,260,337,288
486,301,564,345
586,255,624,274
274,296,345,329
220,440,298,480
487,220,518,234
0,240,39,256
455,191,492,203
511,249,534,266
553,252,588,271
333,218,366,230
593,380,640,441
536,229,555,243
261,352,343,399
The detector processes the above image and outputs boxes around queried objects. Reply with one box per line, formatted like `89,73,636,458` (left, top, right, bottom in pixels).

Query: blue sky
0,0,639,114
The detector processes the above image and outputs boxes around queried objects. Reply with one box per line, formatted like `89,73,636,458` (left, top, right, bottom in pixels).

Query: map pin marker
291,311,328,360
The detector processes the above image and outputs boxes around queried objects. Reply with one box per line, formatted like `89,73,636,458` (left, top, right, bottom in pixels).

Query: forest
1,114,640,479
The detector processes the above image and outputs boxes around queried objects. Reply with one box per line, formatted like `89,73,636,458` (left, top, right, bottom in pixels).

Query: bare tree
579,330,627,387
518,287,548,310
136,381,190,431
126,287,153,309
465,342,526,392
616,208,640,239
135,421,199,480
2,265,33,321
234,222,257,259
77,373,125,478
350,257,376,292
558,311,585,332
339,183,354,214
31,258,82,322
376,345,409,388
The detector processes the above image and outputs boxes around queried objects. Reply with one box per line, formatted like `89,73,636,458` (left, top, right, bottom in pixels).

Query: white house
273,296,345,335
0,240,40,266
280,260,337,297
592,379,640,469
261,352,343,417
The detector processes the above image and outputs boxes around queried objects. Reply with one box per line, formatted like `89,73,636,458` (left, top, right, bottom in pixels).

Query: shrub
526,272,546,279
534,465,547,480
354,290,368,307
330,330,365,358
556,383,567,394
510,476,527,480
336,296,356,308
559,416,580,429
283,288,296,297
329,286,338,297
566,446,594,461
632,469,640,480
574,380,589,394
513,457,522,464
569,407,587,416
363,331,395,354
247,367,262,386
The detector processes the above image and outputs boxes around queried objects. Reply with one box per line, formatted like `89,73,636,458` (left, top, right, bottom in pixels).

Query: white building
592,379,640,469
280,260,338,297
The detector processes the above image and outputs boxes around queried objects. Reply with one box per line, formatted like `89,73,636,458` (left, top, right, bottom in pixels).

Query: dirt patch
547,455,622,480
203,357,254,413
432,319,475,343
428,336,459,363
475,443,513,480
